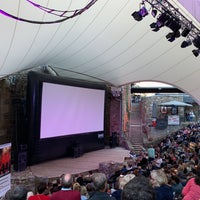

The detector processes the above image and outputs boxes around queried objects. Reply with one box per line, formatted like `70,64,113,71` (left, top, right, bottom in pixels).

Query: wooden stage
11,147,130,179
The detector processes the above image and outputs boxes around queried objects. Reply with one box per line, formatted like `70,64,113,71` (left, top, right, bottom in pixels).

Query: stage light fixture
166,18,181,34
157,12,170,26
131,6,148,21
151,9,157,18
192,36,200,49
181,27,191,37
132,11,143,21
166,32,176,42
150,22,160,32
181,40,192,48
166,30,180,42
192,49,200,57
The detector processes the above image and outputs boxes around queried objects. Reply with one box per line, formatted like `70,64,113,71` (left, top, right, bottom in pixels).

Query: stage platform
11,146,130,180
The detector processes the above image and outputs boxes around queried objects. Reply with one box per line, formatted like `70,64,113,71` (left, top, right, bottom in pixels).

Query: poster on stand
168,115,180,125
0,143,11,198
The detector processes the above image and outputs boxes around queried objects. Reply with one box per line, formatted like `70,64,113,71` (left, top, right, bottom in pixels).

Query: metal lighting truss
143,0,200,40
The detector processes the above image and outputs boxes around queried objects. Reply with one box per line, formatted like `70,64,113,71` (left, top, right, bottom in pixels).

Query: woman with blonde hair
150,169,174,200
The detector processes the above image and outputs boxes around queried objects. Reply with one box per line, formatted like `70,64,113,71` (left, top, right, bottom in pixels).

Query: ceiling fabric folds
0,0,200,103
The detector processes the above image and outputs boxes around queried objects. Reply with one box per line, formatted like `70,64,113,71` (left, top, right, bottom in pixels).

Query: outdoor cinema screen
40,82,105,139
26,71,106,165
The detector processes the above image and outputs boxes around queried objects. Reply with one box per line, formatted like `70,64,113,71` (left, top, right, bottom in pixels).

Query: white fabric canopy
0,0,200,103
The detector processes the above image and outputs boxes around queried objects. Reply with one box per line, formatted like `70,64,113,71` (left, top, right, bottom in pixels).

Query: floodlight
181,28,191,37
193,36,200,49
131,6,148,21
192,49,200,57
181,40,192,48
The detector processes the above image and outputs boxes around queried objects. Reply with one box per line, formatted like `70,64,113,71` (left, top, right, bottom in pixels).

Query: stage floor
12,146,130,179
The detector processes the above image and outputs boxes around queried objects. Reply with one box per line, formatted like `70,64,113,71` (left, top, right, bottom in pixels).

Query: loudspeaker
17,152,27,171
14,145,27,172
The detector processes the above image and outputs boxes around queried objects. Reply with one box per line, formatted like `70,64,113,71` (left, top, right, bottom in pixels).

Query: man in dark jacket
89,173,115,200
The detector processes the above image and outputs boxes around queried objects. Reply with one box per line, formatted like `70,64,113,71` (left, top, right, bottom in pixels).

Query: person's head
73,182,81,191
37,181,48,194
61,173,73,188
4,189,13,200
92,173,107,192
81,186,89,198
150,169,168,187
10,185,28,200
119,174,135,190
122,176,155,200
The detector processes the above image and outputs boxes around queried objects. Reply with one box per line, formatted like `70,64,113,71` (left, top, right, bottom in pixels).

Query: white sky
135,81,173,88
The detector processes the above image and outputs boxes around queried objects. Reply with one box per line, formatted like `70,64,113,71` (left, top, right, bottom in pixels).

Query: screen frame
26,71,107,165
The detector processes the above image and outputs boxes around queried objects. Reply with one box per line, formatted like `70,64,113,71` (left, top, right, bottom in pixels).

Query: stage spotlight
131,6,148,21
181,40,192,48
157,12,170,26
151,9,157,18
166,31,180,42
181,27,191,37
150,22,157,28
192,36,200,49
139,6,148,17
192,49,200,57
167,19,181,34
150,22,160,32
132,11,143,21
166,32,176,42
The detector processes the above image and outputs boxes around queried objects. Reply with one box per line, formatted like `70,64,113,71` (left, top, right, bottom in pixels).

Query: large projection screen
26,71,107,165
40,82,105,139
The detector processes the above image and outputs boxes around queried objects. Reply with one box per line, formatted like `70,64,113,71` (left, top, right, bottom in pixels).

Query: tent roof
159,100,193,107
1,0,200,103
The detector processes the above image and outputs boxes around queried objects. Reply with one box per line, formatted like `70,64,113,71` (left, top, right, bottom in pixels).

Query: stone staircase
129,103,144,154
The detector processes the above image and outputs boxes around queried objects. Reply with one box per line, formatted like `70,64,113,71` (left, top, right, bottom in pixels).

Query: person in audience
182,165,200,200
111,174,135,200
26,191,34,200
80,186,89,200
88,172,115,200
148,145,156,163
50,173,81,200
170,175,183,198
121,175,155,200
28,181,50,200
73,182,89,200
86,183,95,198
152,154,163,169
150,169,174,200
4,189,14,200
10,185,28,200
83,171,93,184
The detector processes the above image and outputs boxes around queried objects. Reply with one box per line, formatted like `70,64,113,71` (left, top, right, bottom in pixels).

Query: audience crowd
2,123,200,200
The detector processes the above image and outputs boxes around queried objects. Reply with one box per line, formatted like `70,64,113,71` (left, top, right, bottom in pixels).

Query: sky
135,81,173,88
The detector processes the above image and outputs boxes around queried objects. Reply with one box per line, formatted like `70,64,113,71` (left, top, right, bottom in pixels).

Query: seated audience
112,174,135,200
10,185,28,200
50,173,81,200
86,183,95,198
89,173,115,200
150,169,174,200
28,181,50,200
170,175,183,198
182,165,200,200
122,175,155,200
80,186,89,200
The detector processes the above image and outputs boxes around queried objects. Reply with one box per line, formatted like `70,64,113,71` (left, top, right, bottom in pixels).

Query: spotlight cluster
131,0,200,57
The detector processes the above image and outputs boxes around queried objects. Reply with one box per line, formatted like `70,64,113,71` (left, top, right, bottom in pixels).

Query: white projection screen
26,71,107,165
40,82,105,139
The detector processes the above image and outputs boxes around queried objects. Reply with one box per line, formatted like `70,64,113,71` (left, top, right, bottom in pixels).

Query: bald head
61,173,73,188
